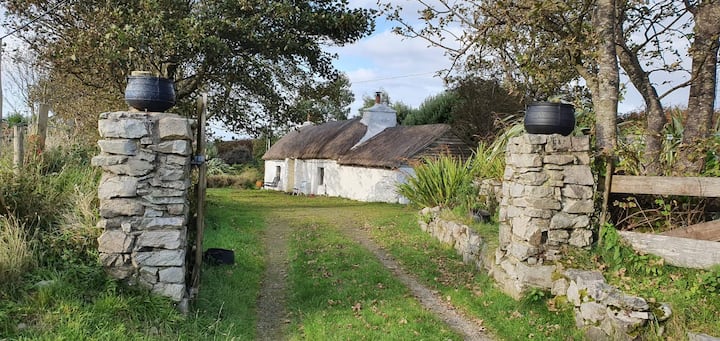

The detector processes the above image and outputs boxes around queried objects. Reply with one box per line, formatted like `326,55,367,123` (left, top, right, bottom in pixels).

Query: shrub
0,215,35,288
397,155,476,209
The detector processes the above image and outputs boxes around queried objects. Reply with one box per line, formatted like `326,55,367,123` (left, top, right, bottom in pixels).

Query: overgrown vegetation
552,224,720,338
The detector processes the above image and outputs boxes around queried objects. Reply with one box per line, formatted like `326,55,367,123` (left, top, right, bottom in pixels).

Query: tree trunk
615,41,666,175
678,0,720,175
594,0,619,156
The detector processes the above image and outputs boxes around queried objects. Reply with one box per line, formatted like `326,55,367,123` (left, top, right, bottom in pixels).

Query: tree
450,77,525,145
384,0,719,175
402,91,457,126
1,0,375,137
288,73,355,124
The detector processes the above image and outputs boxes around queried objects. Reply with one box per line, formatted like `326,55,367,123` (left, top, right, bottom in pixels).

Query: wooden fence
608,175,720,269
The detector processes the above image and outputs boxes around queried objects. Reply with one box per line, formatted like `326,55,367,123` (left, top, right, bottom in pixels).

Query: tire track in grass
255,216,290,340
337,222,492,341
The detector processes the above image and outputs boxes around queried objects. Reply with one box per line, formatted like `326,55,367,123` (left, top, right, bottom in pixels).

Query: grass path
255,215,291,340
202,189,579,340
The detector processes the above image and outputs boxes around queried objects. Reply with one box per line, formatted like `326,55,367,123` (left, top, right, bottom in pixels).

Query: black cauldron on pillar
523,101,576,136
124,71,176,112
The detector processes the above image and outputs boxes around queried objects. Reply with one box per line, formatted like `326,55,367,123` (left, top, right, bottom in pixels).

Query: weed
0,215,35,288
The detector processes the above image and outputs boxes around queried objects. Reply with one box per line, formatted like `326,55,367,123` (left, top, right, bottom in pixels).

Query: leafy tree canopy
1,0,375,137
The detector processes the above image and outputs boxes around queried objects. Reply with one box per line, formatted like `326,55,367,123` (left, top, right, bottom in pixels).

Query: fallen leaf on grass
351,302,362,314
398,318,408,325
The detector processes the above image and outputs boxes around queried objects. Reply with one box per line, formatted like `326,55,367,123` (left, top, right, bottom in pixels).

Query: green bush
397,155,476,209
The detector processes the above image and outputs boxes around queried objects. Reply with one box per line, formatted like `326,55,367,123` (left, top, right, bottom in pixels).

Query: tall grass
0,215,35,287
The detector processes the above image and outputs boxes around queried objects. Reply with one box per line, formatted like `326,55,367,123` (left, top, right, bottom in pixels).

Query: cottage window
275,166,281,178
318,167,325,185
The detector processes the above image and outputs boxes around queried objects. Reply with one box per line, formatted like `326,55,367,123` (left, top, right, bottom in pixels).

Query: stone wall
418,207,492,271
555,270,671,340
492,134,594,298
92,111,194,303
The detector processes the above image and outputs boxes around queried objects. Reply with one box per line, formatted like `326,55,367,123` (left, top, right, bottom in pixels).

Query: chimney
353,90,397,148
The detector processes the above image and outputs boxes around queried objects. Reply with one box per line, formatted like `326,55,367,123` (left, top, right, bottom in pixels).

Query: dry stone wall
418,207,492,271
92,111,194,303
492,134,594,298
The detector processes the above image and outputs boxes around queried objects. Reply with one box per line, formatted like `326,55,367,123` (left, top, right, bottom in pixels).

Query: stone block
512,217,542,245
563,165,594,186
573,215,591,229
133,250,185,266
99,118,149,138
503,165,514,180
580,301,607,323
551,278,569,296
548,229,570,244
562,185,594,199
158,266,185,283
571,136,591,151
101,158,155,176
91,155,128,167
507,142,543,154
523,134,548,145
509,183,525,197
165,154,190,166
564,269,605,288
546,135,572,152
544,154,576,165
136,230,184,249
154,140,192,156
608,308,646,334
524,208,553,219
518,172,549,186
143,195,187,205
141,217,186,229
152,283,185,301
98,174,138,199
139,266,159,285
158,116,193,140
513,197,561,210
144,209,164,217
524,185,554,198
98,139,138,155
98,230,134,253
157,165,188,181
508,154,543,168
100,198,144,218
499,223,512,247
167,204,187,215
563,199,595,214
508,241,539,260
572,152,591,165
566,280,581,306
515,262,555,288
550,212,575,229
569,229,593,247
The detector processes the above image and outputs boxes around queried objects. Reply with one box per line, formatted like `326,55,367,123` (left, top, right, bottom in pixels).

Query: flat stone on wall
93,111,194,303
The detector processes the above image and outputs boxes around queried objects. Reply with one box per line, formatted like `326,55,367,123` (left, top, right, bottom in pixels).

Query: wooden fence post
190,93,208,295
13,124,24,174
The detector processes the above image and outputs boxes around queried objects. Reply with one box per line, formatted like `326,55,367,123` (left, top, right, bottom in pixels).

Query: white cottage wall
263,159,413,204
336,165,413,204
263,159,288,191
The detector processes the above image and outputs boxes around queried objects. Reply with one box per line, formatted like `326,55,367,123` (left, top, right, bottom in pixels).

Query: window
275,166,281,178
318,167,325,185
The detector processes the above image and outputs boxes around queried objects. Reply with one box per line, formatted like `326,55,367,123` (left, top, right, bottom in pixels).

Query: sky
1,1,715,138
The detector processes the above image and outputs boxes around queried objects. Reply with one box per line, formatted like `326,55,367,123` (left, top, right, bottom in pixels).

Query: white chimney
354,91,396,147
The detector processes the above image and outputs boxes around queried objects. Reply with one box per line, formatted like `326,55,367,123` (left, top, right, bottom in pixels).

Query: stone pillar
92,111,194,302
492,134,594,298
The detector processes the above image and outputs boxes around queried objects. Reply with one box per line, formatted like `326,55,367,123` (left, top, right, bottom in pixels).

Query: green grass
364,209,581,340
287,221,460,340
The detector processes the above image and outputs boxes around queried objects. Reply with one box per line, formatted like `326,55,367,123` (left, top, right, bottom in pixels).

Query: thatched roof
262,119,367,160
263,120,471,169
339,124,470,168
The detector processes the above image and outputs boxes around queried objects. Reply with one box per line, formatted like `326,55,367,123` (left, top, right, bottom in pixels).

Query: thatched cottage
261,93,471,203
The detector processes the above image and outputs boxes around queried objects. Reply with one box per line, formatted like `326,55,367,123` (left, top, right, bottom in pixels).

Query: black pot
203,248,235,265
523,102,575,136
125,75,176,112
